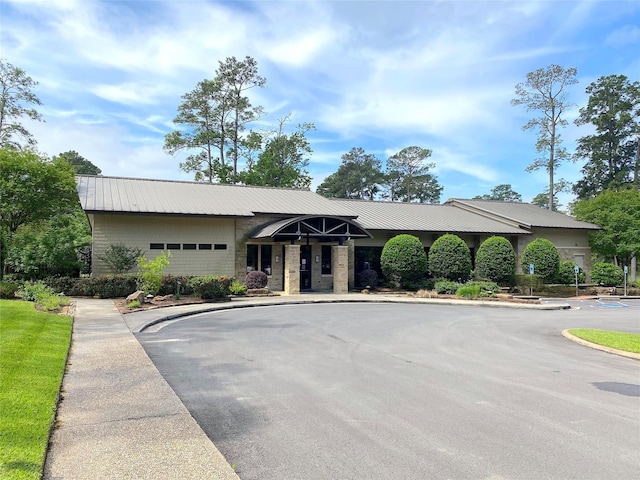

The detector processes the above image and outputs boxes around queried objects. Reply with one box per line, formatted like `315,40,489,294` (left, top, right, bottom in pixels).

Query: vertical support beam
332,245,349,294
284,244,300,295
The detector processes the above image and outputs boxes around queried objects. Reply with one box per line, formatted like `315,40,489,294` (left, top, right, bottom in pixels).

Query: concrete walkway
44,293,570,479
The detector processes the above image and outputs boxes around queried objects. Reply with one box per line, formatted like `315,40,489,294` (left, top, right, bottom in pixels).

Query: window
321,245,332,274
214,244,227,250
199,243,212,250
150,243,164,250
261,245,272,275
183,243,196,250
247,245,258,272
167,243,180,250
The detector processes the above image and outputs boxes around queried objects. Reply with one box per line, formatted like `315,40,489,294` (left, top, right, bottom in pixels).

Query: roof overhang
251,215,372,241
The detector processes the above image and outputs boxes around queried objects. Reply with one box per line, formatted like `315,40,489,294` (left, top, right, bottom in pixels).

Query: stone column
284,244,300,295
332,245,349,294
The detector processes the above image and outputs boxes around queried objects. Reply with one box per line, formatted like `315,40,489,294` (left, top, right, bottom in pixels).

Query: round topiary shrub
520,238,560,281
380,234,427,287
475,236,516,285
555,260,586,284
428,234,472,281
244,270,268,289
590,262,624,287
359,269,379,289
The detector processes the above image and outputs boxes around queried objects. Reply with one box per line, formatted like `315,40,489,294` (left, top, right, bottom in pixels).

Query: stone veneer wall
284,244,300,294
332,245,349,293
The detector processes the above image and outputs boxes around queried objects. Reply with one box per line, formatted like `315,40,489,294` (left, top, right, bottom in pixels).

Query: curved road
138,301,640,480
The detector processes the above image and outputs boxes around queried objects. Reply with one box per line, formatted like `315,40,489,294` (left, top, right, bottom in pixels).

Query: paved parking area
138,302,640,480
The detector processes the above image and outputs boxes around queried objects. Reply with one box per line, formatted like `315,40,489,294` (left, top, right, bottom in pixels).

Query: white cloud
606,24,640,46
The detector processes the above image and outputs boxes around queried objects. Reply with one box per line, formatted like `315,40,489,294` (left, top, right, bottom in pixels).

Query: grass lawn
568,328,640,354
0,299,72,480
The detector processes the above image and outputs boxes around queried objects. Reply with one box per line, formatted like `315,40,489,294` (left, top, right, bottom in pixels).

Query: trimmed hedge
555,261,586,284
0,280,19,299
428,234,472,281
244,270,268,289
590,262,624,287
188,276,233,299
434,279,462,294
381,234,427,287
520,238,560,281
475,236,516,285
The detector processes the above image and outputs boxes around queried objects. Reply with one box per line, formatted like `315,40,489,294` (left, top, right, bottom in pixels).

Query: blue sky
2,0,639,206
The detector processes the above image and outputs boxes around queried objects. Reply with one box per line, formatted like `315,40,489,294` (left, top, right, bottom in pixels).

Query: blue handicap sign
529,264,534,275
574,265,580,274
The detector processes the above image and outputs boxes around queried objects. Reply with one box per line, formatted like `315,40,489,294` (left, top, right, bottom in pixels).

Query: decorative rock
126,290,145,304
154,294,174,302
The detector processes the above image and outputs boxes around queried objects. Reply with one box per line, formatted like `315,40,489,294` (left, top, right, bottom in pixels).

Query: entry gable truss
251,215,372,241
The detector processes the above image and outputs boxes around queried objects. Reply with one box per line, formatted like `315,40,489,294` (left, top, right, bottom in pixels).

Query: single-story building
76,175,600,293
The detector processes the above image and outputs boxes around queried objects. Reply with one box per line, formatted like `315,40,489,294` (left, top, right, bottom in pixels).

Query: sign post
624,265,628,296
529,263,534,296
574,264,580,297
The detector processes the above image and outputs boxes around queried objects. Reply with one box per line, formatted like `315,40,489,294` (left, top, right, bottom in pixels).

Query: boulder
126,290,145,304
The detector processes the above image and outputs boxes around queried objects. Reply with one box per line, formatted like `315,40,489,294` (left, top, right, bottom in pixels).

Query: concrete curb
135,295,571,333
561,329,640,360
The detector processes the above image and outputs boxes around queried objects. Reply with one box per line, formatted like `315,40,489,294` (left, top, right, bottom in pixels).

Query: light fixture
275,255,280,263
315,255,320,263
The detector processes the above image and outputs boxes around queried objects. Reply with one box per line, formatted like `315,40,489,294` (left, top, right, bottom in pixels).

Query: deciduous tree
239,115,313,189
572,189,640,268
572,75,640,199
0,59,43,148
512,64,578,210
316,147,384,200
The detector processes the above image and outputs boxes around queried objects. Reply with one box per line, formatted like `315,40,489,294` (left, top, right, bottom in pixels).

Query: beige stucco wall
516,228,593,273
91,214,236,276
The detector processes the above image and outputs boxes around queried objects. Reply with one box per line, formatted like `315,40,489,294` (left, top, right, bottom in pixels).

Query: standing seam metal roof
76,176,359,217
446,199,600,230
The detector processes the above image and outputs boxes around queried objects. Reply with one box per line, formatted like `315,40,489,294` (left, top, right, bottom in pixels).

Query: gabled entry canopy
251,215,372,241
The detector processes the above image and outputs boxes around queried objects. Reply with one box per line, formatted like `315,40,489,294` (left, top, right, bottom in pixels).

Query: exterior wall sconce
315,255,320,263
275,255,280,263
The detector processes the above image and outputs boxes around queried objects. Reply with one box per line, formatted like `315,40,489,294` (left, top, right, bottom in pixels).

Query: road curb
561,329,640,360
136,296,571,333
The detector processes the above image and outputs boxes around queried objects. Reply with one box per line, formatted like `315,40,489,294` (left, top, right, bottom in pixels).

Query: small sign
529,264,534,275
574,265,580,274
624,265,628,274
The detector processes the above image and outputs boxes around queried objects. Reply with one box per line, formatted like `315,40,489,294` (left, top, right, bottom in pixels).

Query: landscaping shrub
98,243,143,274
467,280,500,296
590,262,624,287
434,279,462,294
0,280,18,299
244,270,268,289
555,260,586,284
158,275,195,296
18,281,69,311
380,234,427,287
475,236,516,285
520,238,560,281
456,284,481,299
359,269,379,289
83,275,138,297
428,234,472,281
230,281,247,296
136,251,171,295
512,273,544,294
188,276,233,299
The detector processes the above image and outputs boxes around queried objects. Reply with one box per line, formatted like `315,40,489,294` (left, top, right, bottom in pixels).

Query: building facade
78,176,600,293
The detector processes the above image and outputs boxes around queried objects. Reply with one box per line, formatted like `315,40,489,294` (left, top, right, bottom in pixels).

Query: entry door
300,245,312,291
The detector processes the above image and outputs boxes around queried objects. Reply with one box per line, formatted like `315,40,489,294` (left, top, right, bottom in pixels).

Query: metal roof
446,199,600,230
76,176,598,235
327,199,530,234
76,175,358,217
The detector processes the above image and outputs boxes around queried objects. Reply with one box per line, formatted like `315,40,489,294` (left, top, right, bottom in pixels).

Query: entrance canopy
251,215,372,241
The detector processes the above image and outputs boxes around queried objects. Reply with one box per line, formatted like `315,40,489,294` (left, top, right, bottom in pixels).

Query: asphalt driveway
138,301,640,480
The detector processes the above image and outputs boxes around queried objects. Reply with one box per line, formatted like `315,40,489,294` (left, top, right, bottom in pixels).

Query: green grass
0,299,72,480
568,328,640,354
